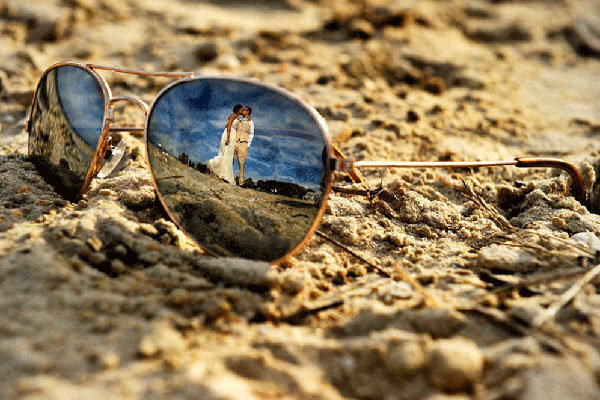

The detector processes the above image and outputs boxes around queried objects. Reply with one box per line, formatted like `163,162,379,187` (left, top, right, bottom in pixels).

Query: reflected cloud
55,66,105,148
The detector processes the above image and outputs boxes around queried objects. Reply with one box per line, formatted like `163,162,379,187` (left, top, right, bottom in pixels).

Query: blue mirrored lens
147,78,329,261
28,65,105,200
55,66,105,147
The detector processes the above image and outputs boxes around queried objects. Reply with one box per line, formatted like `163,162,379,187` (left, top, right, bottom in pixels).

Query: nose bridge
107,96,149,133
109,96,150,116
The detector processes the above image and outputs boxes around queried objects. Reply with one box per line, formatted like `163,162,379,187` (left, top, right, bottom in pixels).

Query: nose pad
94,97,150,179
97,137,126,179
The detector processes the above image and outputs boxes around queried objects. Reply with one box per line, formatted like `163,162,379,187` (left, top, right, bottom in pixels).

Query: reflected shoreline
149,143,321,261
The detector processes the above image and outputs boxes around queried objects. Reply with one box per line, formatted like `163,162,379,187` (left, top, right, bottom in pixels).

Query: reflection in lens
147,78,329,261
28,65,105,201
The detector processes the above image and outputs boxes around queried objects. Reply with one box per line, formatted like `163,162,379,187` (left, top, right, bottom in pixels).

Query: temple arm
87,63,194,78
332,154,586,204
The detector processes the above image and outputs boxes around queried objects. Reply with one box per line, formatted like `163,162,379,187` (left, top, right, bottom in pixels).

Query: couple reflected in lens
206,104,254,186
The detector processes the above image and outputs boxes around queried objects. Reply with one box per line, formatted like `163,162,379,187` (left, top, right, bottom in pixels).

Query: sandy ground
1,0,600,399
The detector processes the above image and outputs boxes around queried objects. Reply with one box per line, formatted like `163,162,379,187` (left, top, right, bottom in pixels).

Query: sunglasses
26,62,587,264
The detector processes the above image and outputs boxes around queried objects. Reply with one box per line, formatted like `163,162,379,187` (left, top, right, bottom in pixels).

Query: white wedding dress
207,117,239,185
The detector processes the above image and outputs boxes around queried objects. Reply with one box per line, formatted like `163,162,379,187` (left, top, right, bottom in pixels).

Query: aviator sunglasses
26,62,588,264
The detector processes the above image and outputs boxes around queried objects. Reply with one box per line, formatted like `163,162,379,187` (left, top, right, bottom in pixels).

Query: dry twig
316,232,437,305
392,263,438,306
316,230,391,277
532,262,600,327
488,265,598,295
459,305,567,354
461,179,514,231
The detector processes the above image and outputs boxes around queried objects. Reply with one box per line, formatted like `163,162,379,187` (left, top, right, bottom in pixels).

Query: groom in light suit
234,106,254,185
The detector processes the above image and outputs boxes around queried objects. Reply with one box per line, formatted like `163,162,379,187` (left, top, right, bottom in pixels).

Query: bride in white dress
207,105,243,185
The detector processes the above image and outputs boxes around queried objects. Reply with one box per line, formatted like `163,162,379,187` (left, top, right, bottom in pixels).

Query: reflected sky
55,66,105,148
148,79,326,189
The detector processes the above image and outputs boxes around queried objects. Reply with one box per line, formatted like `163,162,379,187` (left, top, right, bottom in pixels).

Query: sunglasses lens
147,78,330,261
28,65,106,200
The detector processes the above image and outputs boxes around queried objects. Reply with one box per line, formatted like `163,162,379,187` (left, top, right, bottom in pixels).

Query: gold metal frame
26,61,588,265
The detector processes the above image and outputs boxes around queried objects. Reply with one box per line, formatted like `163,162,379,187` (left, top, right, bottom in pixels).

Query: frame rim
143,75,334,265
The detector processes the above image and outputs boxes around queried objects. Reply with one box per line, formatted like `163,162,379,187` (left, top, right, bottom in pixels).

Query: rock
386,281,413,299
120,185,155,209
388,232,415,247
0,338,50,373
564,2,600,58
98,188,116,197
331,109,351,121
507,302,544,326
99,351,120,369
368,3,414,28
571,232,600,252
329,216,360,244
477,244,540,272
138,320,186,358
317,74,336,85
465,22,532,43
422,76,445,95
215,53,241,69
138,223,159,237
169,288,189,305
348,19,375,40
427,338,484,392
195,257,278,289
412,308,467,338
387,341,426,378
154,218,186,247
280,271,307,295
195,40,228,63
3,1,71,42
139,250,161,265
521,357,600,400
407,109,420,123
86,236,103,252
87,251,107,266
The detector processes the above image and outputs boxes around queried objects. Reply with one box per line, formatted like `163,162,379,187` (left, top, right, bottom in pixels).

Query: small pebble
195,40,227,63
86,236,102,252
100,352,119,369
422,76,445,95
138,337,157,357
348,19,374,40
427,338,484,392
215,53,240,69
407,110,420,123
571,232,600,252
388,341,426,378
413,308,467,338
281,271,307,295
139,223,158,237
99,188,115,196
88,252,107,265
169,288,189,305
